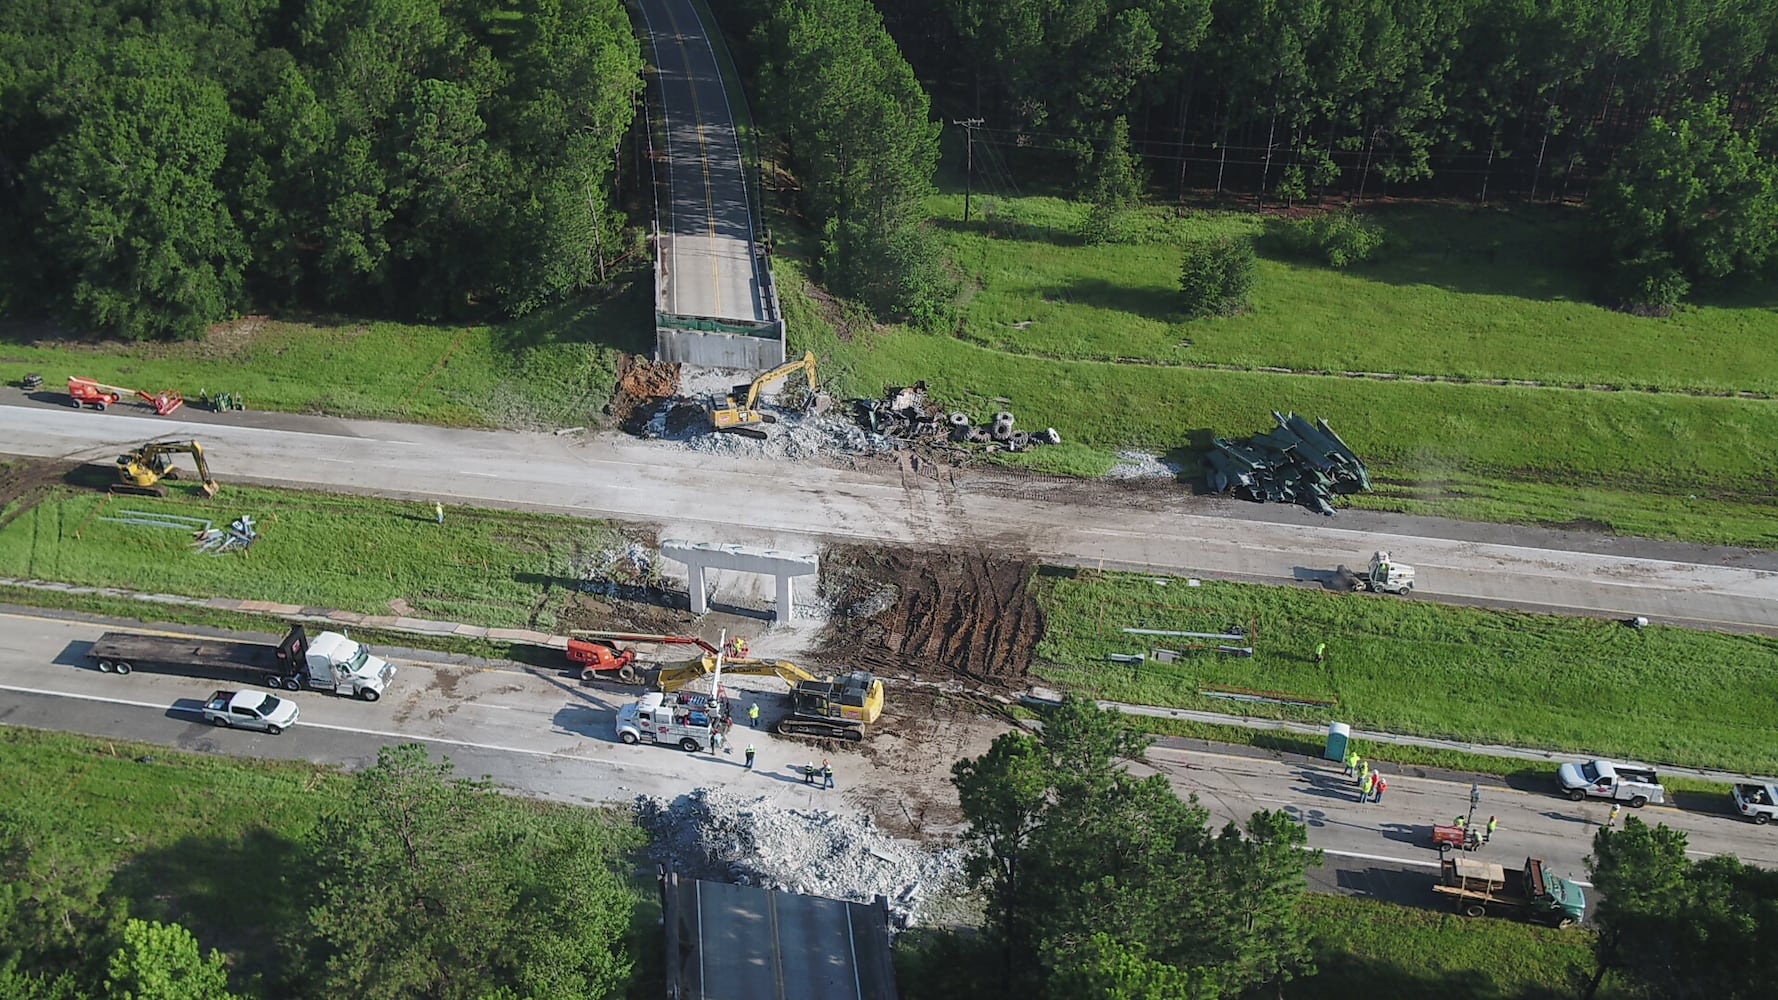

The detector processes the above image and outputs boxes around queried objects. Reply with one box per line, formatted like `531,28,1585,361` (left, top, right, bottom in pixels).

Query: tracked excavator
706,350,817,439
655,653,883,741
113,440,219,497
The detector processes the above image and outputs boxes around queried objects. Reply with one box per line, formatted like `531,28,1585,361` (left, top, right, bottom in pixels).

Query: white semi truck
88,624,395,701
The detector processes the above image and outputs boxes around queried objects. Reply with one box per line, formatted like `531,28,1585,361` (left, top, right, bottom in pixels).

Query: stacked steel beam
1203,412,1370,515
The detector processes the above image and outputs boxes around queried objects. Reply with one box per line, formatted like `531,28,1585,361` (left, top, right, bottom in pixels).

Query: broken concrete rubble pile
855,382,1060,452
636,786,964,929
1202,411,1371,516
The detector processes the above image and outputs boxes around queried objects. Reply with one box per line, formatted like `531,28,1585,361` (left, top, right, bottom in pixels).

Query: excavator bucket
201,480,220,498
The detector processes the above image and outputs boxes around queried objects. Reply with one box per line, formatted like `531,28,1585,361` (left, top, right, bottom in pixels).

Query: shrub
1266,209,1385,268
1178,236,1256,318
1601,260,1690,318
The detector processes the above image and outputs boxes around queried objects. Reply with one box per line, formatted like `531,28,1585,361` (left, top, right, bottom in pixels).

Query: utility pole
952,118,984,222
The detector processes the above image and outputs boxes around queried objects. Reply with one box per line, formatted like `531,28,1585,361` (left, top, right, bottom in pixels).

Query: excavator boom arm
741,351,817,412
653,655,818,693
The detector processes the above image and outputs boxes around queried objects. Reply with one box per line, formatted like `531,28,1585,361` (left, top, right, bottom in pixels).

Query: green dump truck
1433,856,1586,928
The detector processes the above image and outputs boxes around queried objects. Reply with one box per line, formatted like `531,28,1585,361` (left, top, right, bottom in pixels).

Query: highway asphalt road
5,612,1778,920
637,0,767,324
4,399,1775,634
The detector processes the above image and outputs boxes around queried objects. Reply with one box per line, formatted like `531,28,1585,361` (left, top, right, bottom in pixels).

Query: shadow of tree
107,827,317,988
1294,949,1587,1000
1038,276,1183,324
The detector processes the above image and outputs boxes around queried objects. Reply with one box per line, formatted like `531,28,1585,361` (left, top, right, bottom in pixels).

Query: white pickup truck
202,690,300,735
1557,759,1665,807
1732,784,1778,825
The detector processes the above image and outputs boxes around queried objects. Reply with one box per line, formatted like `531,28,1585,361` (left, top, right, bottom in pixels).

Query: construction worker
1360,772,1375,803
822,759,834,790
725,636,749,659
711,729,723,754
1358,759,1370,787
1485,816,1498,843
1372,775,1387,804
1454,815,1466,828
803,761,816,785
1315,641,1327,664
744,744,756,771
748,702,760,728
1607,803,1621,828
1343,749,1358,777
434,502,445,525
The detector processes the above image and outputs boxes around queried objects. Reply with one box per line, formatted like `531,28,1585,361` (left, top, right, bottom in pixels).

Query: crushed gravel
637,786,966,929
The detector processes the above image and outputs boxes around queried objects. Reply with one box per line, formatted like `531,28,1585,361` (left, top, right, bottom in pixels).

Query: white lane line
0,682,593,763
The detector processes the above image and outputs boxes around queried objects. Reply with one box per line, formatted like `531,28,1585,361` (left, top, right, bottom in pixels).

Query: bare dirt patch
0,458,77,532
605,355,680,433
817,546,1046,683
854,686,1008,840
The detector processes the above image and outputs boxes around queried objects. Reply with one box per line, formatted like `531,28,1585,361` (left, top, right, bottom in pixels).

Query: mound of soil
818,546,1046,682
0,459,77,531
606,355,681,432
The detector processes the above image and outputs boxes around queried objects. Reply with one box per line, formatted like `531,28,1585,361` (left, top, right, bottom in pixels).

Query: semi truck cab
301,632,395,701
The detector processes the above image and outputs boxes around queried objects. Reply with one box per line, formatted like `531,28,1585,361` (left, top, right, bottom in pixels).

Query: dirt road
2,396,1773,633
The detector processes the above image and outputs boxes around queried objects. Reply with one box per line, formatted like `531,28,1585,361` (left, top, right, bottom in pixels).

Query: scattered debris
1202,411,1371,515
636,786,964,929
1105,450,1184,480
199,389,246,412
854,383,1060,453
20,373,42,391
192,515,259,555
99,510,212,532
574,542,664,602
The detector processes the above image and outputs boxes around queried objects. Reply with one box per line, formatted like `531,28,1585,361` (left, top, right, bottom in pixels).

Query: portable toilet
1324,721,1351,762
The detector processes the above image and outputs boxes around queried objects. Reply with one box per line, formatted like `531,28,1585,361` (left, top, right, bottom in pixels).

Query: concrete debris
575,542,665,600
1202,411,1371,516
854,383,1060,453
637,786,964,930
1104,451,1185,480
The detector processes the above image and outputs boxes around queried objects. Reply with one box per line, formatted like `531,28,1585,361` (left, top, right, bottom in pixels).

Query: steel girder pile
1203,411,1371,516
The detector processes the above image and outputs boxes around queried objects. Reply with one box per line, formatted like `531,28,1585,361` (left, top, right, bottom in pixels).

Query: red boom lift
67,377,185,415
566,631,724,684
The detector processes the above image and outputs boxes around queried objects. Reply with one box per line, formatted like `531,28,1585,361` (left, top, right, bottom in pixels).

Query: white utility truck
615,691,732,752
1557,759,1666,807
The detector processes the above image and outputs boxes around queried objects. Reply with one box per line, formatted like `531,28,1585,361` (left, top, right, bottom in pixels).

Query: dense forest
0,0,642,340
877,0,1778,206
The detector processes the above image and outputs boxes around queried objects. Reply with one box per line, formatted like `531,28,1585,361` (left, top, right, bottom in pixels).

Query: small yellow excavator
655,653,883,741
707,350,817,439
113,440,219,497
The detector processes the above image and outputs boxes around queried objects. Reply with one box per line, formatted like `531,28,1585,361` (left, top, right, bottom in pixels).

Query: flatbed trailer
1432,856,1585,928
88,627,305,686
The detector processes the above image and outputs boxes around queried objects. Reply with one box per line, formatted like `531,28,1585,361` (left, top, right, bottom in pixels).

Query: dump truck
1732,783,1778,825
1557,759,1665,807
88,624,395,701
615,691,732,752
1433,856,1586,928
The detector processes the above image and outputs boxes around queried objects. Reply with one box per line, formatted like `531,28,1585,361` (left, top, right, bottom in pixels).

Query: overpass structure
637,0,785,369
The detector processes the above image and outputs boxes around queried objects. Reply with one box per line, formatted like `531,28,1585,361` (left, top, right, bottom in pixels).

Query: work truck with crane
88,624,395,700
615,691,732,751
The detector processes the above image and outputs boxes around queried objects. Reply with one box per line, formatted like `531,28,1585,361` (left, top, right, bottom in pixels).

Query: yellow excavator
656,653,883,741
113,440,219,497
707,350,817,439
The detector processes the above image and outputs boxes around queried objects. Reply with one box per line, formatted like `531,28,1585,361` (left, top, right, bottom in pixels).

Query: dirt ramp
819,546,1045,681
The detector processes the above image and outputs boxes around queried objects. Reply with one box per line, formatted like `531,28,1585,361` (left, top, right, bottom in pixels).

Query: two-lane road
3,399,1775,633
6,611,1778,918
638,0,767,324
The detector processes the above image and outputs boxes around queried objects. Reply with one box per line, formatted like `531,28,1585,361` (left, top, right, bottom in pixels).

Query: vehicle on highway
1557,759,1665,807
1732,783,1778,824
616,691,731,752
88,624,395,701
1433,856,1586,928
201,689,299,735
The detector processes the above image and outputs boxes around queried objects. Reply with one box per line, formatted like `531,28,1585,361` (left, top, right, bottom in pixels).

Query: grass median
0,480,641,630
1032,569,1778,775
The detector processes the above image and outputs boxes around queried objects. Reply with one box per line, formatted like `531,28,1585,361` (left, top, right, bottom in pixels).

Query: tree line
881,0,1778,207
0,745,640,999
0,0,642,341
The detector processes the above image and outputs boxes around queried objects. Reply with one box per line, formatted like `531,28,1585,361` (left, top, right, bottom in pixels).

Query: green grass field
1294,894,1606,1000
936,194,1778,394
0,727,642,988
0,483,635,629
0,289,647,429
1032,570,1778,774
